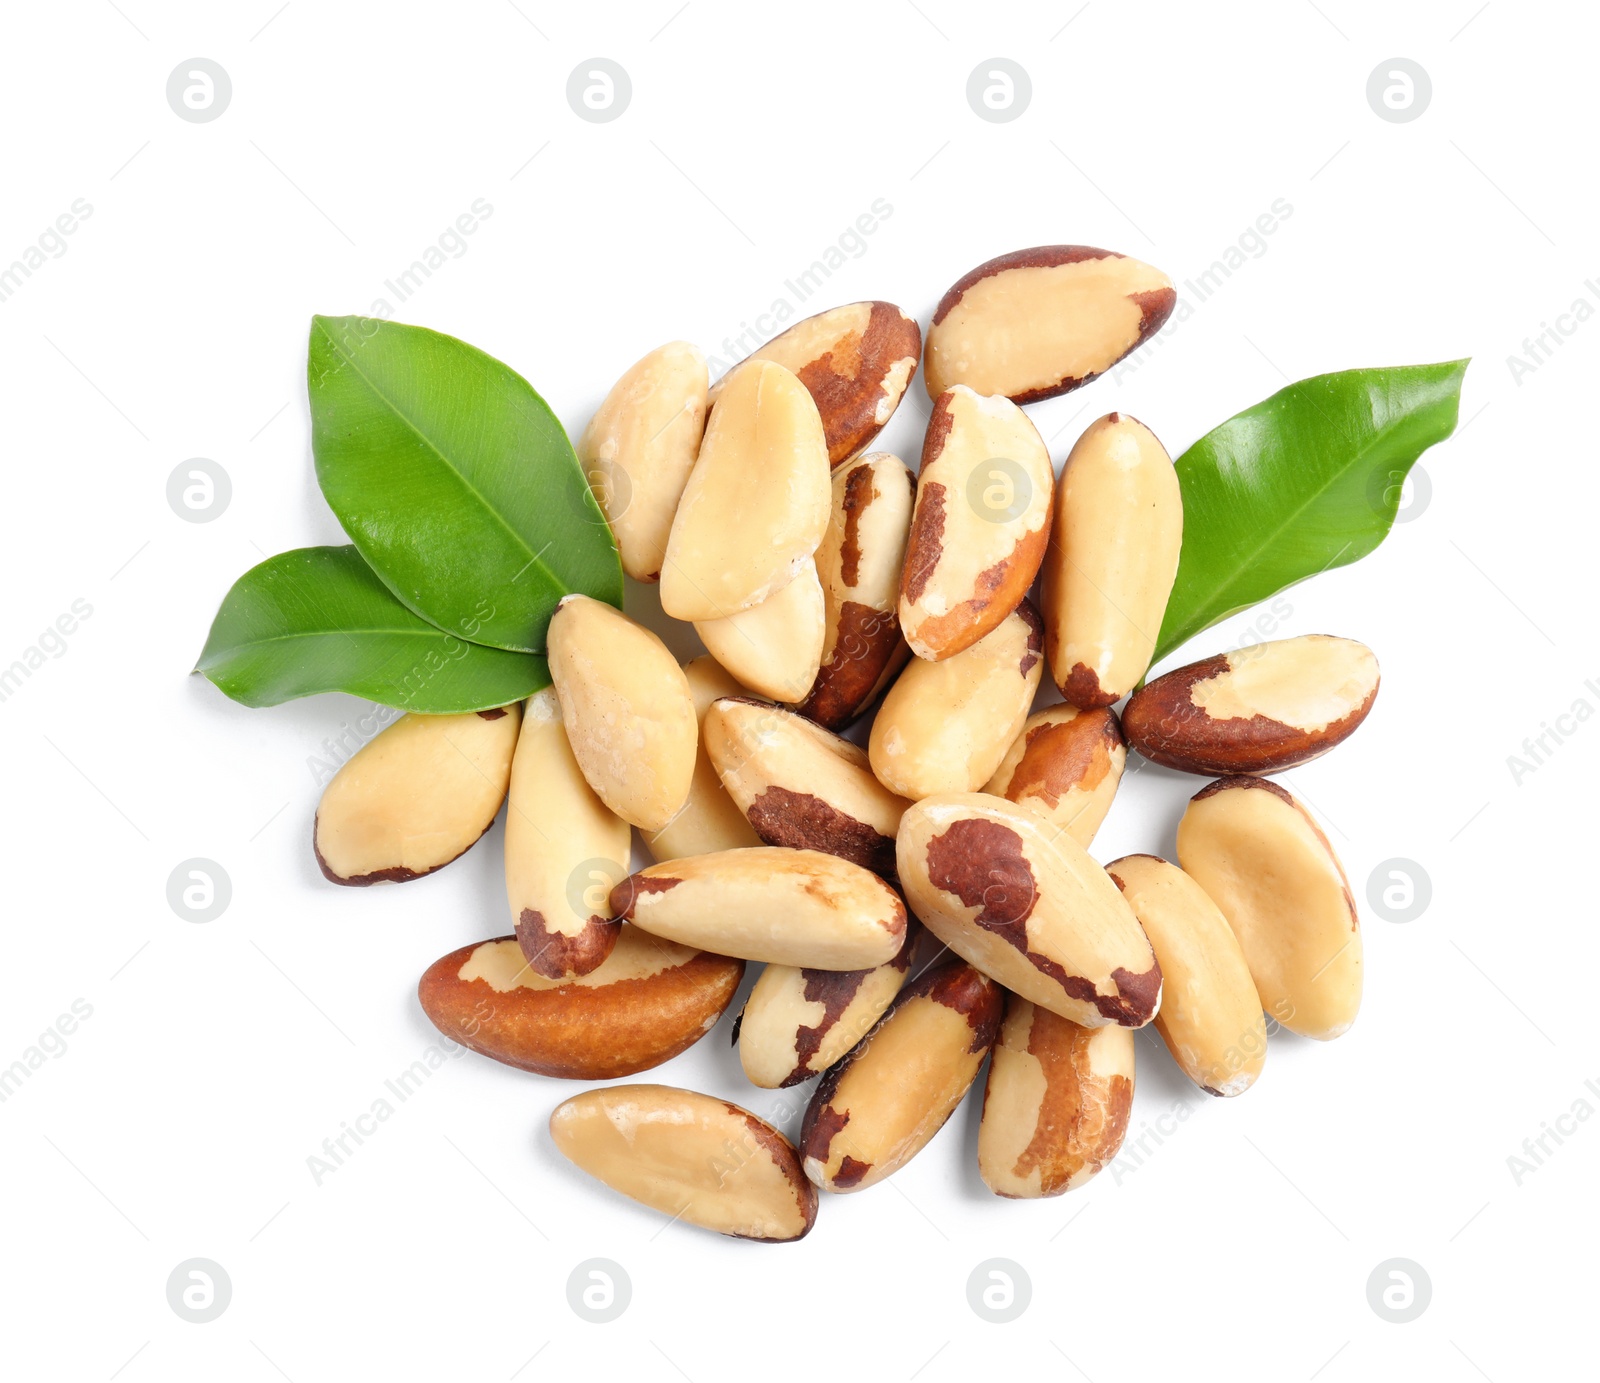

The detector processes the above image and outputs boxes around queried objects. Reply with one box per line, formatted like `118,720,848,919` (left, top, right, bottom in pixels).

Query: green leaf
307,315,622,653
1152,359,1469,666
195,546,549,712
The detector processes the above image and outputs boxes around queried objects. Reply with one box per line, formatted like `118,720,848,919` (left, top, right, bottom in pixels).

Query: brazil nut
984,703,1126,848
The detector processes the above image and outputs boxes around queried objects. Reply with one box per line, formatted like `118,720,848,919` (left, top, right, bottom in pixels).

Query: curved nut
1106,854,1265,1095
1041,413,1182,708
504,688,629,977
984,704,1126,849
418,930,743,1079
924,245,1175,402
899,386,1053,661
549,1084,817,1242
977,998,1135,1198
314,707,520,884
868,600,1044,799
577,341,708,582
546,595,697,832
660,359,831,621
896,792,1161,1028
1122,635,1380,775
799,959,1002,1192
695,560,825,703
610,847,907,970
1176,776,1361,1041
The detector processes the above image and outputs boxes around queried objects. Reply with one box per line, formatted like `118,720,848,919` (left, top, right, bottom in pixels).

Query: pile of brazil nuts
315,246,1382,1242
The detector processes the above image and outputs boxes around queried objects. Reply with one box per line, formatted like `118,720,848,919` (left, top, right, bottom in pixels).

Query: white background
1,1,1594,1378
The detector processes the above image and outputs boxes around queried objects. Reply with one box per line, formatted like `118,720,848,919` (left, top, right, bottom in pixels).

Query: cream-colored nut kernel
984,704,1126,849
550,1085,817,1242
643,657,762,863
868,600,1044,800
799,959,1002,1192
1042,412,1182,708
694,560,825,703
736,924,918,1089
1122,635,1381,775
419,929,743,1079
578,341,708,582
610,847,907,970
896,793,1161,1028
795,453,916,730
704,697,910,877
977,999,1135,1198
1106,854,1265,1095
314,706,520,884
925,245,1176,403
1176,776,1361,1041
504,688,630,977
660,359,831,621
546,595,697,832
709,302,921,466
899,386,1054,661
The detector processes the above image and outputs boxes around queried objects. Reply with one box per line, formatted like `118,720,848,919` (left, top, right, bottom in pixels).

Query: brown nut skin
710,302,921,466
1176,776,1361,1041
924,245,1176,403
1122,635,1381,775
418,930,743,1080
800,959,1002,1192
795,453,916,730
314,707,520,885
550,1085,817,1242
984,704,1126,849
977,998,1136,1198
898,385,1054,661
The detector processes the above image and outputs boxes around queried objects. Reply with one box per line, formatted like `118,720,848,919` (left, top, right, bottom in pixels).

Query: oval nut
984,703,1126,849
694,559,826,703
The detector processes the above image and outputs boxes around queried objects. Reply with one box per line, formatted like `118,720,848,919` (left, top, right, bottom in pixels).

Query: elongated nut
419,929,743,1079
704,697,910,877
695,560,825,703
736,925,918,1089
504,689,629,977
1176,777,1361,1040
800,959,1002,1192
546,594,696,832
610,847,906,969
1042,413,1182,708
795,452,915,730
1106,854,1265,1095
869,600,1044,800
1122,635,1381,775
984,704,1126,849
550,1085,817,1242
897,793,1161,1027
577,341,708,582
314,707,520,884
660,359,830,621
643,657,762,863
710,302,921,466
977,999,1135,1198
925,245,1176,402
899,386,1053,660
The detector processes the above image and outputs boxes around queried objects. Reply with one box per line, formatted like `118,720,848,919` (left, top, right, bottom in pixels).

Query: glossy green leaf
308,315,621,652
195,546,548,712
1153,360,1469,665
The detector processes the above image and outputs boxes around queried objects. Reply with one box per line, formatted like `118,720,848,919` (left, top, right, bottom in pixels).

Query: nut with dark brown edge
1176,776,1361,1041
984,703,1126,849
418,930,743,1079
924,245,1175,403
704,697,910,877
1123,635,1381,775
977,998,1135,1198
314,706,521,885
799,958,1001,1193
549,1084,816,1241
898,385,1054,661
896,792,1161,1028
695,560,825,703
